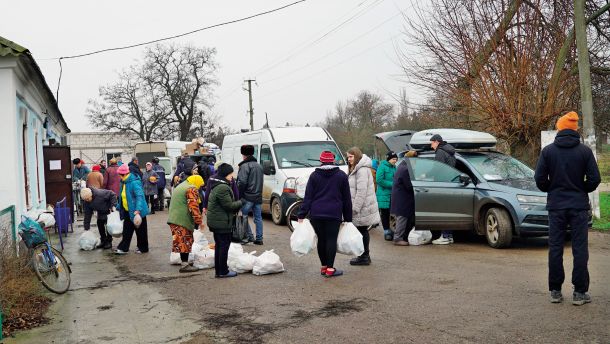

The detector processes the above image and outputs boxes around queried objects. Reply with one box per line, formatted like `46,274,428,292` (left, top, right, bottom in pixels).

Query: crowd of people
70,111,601,303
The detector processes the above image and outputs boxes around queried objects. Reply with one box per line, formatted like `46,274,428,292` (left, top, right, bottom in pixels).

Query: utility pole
244,79,256,131
574,0,600,218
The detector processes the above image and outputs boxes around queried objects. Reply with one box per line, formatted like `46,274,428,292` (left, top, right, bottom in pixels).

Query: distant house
67,131,139,166
0,36,70,239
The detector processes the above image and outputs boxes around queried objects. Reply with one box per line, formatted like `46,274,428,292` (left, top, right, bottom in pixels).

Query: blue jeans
442,230,453,238
241,201,263,241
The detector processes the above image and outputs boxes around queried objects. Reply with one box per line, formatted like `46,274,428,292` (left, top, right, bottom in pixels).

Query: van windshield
157,158,171,174
273,142,345,168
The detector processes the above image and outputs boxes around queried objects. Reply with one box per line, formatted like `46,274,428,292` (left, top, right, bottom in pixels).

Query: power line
52,0,307,61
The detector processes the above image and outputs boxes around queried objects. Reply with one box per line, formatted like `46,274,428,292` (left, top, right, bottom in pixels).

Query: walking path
3,224,203,344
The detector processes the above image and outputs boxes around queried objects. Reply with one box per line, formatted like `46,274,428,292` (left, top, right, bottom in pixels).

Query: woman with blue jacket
376,151,398,240
115,164,150,255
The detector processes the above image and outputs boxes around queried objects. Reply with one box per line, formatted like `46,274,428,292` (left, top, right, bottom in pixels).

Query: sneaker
394,240,409,246
179,264,200,273
320,266,328,275
350,255,371,266
103,242,113,250
114,249,128,255
253,240,264,246
325,268,343,278
135,249,142,254
216,271,238,278
432,236,454,245
550,290,563,303
572,292,592,306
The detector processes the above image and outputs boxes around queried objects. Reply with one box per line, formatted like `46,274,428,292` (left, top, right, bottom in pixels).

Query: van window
273,142,345,169
260,144,274,165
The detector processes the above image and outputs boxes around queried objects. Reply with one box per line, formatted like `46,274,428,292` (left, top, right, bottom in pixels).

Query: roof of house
0,36,70,133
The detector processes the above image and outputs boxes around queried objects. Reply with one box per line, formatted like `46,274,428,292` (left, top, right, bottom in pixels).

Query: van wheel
271,198,286,225
485,208,513,249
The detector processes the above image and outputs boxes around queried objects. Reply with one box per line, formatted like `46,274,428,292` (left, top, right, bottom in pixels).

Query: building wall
67,132,139,166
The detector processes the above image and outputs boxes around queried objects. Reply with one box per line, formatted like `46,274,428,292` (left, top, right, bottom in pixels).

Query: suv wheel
485,208,513,248
271,198,286,225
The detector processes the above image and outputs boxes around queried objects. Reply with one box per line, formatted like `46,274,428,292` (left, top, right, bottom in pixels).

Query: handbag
232,213,250,243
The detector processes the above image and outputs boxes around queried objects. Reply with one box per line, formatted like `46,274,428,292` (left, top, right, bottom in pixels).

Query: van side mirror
459,174,471,186
262,160,275,175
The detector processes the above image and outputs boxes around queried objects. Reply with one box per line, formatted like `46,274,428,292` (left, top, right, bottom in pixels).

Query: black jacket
534,129,601,210
84,188,118,229
298,166,352,222
390,161,415,217
434,142,456,167
237,156,264,204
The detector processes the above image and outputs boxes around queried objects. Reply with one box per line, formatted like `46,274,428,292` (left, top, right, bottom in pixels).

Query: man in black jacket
237,145,264,245
429,134,457,245
535,111,601,305
81,187,118,249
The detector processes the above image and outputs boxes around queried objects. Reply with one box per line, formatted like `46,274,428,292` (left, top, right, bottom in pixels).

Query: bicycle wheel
286,200,304,232
32,244,71,294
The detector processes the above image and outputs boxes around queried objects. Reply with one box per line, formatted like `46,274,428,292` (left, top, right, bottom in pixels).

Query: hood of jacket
238,155,258,167
315,165,342,178
380,159,395,169
438,142,456,156
553,129,581,148
209,177,229,189
350,154,372,175
122,173,139,185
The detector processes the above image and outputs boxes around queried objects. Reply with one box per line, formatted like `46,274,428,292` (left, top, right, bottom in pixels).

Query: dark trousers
117,216,149,253
357,226,370,257
310,219,341,268
380,208,391,230
157,188,165,210
548,209,589,293
97,218,112,244
146,195,156,213
213,231,232,276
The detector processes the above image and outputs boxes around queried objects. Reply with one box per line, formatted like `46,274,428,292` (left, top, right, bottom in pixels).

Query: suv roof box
410,129,497,149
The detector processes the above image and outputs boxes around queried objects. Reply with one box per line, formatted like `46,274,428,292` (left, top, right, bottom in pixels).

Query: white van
221,127,347,225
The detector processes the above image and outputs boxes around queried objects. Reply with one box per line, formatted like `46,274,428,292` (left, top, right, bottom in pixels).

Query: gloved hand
134,214,142,228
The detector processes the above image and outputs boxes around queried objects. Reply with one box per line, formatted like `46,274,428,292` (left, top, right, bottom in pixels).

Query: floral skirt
170,224,194,253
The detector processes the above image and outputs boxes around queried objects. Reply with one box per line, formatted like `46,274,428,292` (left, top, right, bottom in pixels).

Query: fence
0,205,16,245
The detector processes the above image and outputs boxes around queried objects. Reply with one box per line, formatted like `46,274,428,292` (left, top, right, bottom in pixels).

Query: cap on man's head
429,134,443,142
241,145,255,156
72,158,81,165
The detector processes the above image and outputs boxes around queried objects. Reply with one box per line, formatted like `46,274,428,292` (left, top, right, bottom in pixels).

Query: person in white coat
347,147,381,266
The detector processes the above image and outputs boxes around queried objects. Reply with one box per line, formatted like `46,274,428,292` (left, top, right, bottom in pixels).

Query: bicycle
19,216,72,294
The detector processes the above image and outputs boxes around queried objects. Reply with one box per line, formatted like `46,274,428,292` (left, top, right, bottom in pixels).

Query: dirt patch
96,305,114,311
289,298,370,322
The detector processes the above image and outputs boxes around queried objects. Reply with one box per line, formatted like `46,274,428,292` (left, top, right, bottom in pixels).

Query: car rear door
408,158,475,230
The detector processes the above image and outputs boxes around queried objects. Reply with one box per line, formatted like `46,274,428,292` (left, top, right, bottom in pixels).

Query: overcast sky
2,0,428,133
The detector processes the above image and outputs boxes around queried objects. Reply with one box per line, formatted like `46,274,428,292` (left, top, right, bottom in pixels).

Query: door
43,146,74,217
259,144,277,213
408,158,475,230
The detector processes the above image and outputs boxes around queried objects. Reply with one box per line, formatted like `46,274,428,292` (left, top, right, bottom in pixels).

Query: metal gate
43,146,73,218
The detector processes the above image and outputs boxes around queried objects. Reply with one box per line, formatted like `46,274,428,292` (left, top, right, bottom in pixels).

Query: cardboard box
185,142,199,152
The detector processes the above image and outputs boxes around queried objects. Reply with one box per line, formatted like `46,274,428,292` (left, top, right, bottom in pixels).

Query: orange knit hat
556,111,579,131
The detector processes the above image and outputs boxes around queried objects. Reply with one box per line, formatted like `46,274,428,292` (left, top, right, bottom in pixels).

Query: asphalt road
106,211,610,344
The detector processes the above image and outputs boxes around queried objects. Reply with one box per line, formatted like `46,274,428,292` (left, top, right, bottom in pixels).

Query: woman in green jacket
376,151,398,241
207,163,243,278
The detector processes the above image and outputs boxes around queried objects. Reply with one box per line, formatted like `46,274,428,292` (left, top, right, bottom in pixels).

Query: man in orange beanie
535,111,601,305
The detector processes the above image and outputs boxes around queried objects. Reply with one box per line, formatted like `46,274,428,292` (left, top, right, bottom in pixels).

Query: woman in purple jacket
298,151,352,278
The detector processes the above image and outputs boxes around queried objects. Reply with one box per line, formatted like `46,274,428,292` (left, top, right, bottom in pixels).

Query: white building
67,131,140,166
0,36,70,239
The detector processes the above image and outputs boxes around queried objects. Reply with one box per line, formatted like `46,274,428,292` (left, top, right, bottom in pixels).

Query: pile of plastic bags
252,250,285,275
407,229,433,246
79,230,100,251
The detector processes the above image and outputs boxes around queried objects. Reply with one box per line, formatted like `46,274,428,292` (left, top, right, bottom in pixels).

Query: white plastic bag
407,229,433,246
337,222,364,256
193,249,215,269
79,230,100,251
229,251,257,273
169,252,181,265
193,229,209,247
106,211,123,238
252,250,285,275
290,219,316,257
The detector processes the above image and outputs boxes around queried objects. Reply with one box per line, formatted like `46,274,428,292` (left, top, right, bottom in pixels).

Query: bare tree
87,67,169,140
143,44,218,141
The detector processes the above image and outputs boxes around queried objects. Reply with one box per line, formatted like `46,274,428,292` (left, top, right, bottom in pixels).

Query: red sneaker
320,266,328,275
325,268,344,277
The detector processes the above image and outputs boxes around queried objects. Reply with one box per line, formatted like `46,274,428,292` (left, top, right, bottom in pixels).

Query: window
409,158,462,183
273,142,346,169
260,144,274,164
107,153,121,162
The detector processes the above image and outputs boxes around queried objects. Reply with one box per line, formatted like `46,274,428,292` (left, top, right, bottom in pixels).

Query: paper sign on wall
49,160,62,170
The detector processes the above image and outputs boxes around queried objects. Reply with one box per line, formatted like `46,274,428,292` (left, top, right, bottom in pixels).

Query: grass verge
599,144,609,184
593,192,610,231
0,235,51,338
